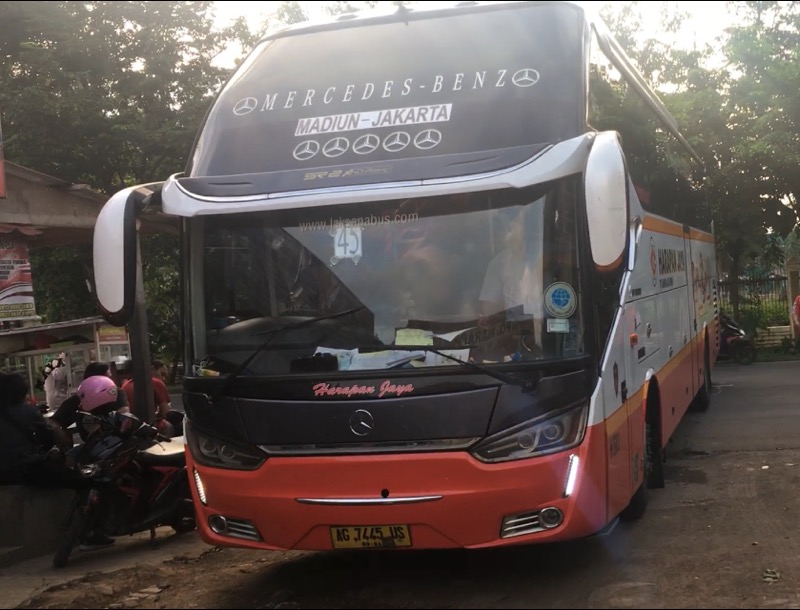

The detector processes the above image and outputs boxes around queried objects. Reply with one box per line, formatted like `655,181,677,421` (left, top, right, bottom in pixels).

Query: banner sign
0,239,37,320
97,323,128,343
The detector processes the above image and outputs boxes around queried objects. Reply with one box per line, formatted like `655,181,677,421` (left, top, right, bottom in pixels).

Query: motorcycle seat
137,436,187,467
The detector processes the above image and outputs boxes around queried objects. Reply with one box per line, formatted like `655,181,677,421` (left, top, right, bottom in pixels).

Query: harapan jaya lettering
657,248,686,275
313,381,414,398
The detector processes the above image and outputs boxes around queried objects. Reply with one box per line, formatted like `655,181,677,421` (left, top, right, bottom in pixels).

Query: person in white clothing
43,353,70,410
479,211,543,321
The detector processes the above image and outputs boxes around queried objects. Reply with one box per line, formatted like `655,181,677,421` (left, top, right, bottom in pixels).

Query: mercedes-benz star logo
512,68,540,88
349,409,374,437
293,140,320,161
383,131,411,153
323,137,350,158
232,97,258,116
353,133,381,155
414,129,442,150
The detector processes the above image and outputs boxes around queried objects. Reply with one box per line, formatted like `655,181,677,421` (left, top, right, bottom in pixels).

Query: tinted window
186,3,585,193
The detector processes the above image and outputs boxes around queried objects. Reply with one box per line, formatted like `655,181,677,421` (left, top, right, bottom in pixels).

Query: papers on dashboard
313,346,470,370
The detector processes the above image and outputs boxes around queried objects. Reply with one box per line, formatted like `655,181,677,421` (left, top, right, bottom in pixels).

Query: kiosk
0,316,130,405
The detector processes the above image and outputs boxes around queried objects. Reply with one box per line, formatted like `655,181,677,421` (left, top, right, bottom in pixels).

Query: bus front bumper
187,427,608,551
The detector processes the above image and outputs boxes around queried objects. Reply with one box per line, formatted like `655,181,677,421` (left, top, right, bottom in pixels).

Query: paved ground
6,360,800,609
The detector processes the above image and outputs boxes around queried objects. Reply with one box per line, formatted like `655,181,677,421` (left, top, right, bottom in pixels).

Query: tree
0,1,238,361
598,1,798,319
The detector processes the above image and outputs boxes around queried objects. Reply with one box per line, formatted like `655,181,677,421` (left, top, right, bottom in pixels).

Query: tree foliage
5,0,800,346
598,1,800,317
0,1,236,360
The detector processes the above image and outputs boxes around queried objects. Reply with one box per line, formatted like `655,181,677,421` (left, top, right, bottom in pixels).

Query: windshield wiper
359,344,537,394
212,306,366,403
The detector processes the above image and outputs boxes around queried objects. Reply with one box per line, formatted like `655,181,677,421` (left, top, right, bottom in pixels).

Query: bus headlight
471,403,588,463
185,421,267,470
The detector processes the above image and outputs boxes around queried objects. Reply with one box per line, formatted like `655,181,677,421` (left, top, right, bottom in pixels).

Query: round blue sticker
544,282,577,318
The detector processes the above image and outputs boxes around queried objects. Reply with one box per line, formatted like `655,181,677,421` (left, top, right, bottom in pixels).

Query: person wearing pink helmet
51,362,130,447
71,374,132,551
75,375,131,445
77,375,123,415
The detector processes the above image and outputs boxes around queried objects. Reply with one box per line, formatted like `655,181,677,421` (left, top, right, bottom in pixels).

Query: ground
14,362,800,609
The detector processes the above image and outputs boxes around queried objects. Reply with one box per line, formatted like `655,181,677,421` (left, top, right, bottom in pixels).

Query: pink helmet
78,375,119,413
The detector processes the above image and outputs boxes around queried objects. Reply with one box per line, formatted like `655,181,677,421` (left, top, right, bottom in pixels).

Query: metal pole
128,230,155,424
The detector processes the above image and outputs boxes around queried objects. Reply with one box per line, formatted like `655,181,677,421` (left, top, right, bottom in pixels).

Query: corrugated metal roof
0,316,106,338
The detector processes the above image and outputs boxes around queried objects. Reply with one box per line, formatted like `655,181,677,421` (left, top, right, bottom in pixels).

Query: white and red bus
93,1,718,550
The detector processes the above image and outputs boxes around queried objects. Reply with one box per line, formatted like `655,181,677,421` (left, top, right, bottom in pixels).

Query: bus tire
646,390,665,489
691,344,712,412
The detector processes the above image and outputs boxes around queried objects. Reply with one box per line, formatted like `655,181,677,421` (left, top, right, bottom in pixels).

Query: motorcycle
717,312,757,365
52,410,196,568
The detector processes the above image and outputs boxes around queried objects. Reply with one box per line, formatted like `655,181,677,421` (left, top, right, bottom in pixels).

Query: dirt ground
15,449,800,610
15,364,800,609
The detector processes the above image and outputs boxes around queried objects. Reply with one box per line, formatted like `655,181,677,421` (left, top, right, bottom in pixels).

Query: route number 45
331,226,362,265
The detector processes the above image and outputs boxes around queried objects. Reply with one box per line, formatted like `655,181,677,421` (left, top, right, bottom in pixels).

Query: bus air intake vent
226,518,261,541
209,515,262,542
500,507,563,538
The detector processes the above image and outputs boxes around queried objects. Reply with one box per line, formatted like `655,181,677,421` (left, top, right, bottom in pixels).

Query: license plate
330,525,411,549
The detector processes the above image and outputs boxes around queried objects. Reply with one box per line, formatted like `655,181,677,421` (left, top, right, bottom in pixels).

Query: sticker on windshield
544,282,576,318
330,225,362,265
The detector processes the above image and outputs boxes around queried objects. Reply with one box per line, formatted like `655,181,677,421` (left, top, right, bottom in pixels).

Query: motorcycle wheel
732,342,757,365
171,516,197,534
53,503,88,568
171,500,197,534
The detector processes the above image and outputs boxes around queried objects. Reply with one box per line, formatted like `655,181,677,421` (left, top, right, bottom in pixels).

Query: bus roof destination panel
187,2,584,195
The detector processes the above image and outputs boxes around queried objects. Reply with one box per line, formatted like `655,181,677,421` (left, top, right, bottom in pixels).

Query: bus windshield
196,177,585,375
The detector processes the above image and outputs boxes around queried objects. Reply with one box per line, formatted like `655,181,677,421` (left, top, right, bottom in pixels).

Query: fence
717,274,790,329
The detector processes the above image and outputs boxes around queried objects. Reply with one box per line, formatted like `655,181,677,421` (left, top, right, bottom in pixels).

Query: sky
212,1,737,50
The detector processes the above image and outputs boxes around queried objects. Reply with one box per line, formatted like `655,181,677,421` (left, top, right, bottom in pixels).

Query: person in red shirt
115,359,174,437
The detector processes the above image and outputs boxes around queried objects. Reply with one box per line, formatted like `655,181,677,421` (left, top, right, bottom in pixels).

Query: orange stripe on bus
642,215,714,243
642,215,684,238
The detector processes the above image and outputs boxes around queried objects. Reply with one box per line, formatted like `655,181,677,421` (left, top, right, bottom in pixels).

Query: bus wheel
646,406,665,490
691,345,712,412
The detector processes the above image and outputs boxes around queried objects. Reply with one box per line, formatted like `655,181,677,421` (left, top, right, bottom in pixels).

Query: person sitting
477,209,545,359
0,373,83,489
478,210,543,321
50,362,130,445
115,359,176,437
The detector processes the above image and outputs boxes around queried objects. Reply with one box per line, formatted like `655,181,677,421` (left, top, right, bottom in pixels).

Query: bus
92,1,718,551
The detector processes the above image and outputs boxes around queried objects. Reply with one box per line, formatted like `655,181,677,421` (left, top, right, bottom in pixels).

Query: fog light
193,468,208,505
209,515,228,535
539,507,563,529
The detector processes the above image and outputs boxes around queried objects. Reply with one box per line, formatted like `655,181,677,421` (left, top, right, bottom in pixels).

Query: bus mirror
93,183,162,326
584,132,628,270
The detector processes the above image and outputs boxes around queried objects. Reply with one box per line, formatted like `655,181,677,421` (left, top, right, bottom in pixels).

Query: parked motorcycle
717,312,757,365
52,410,196,568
